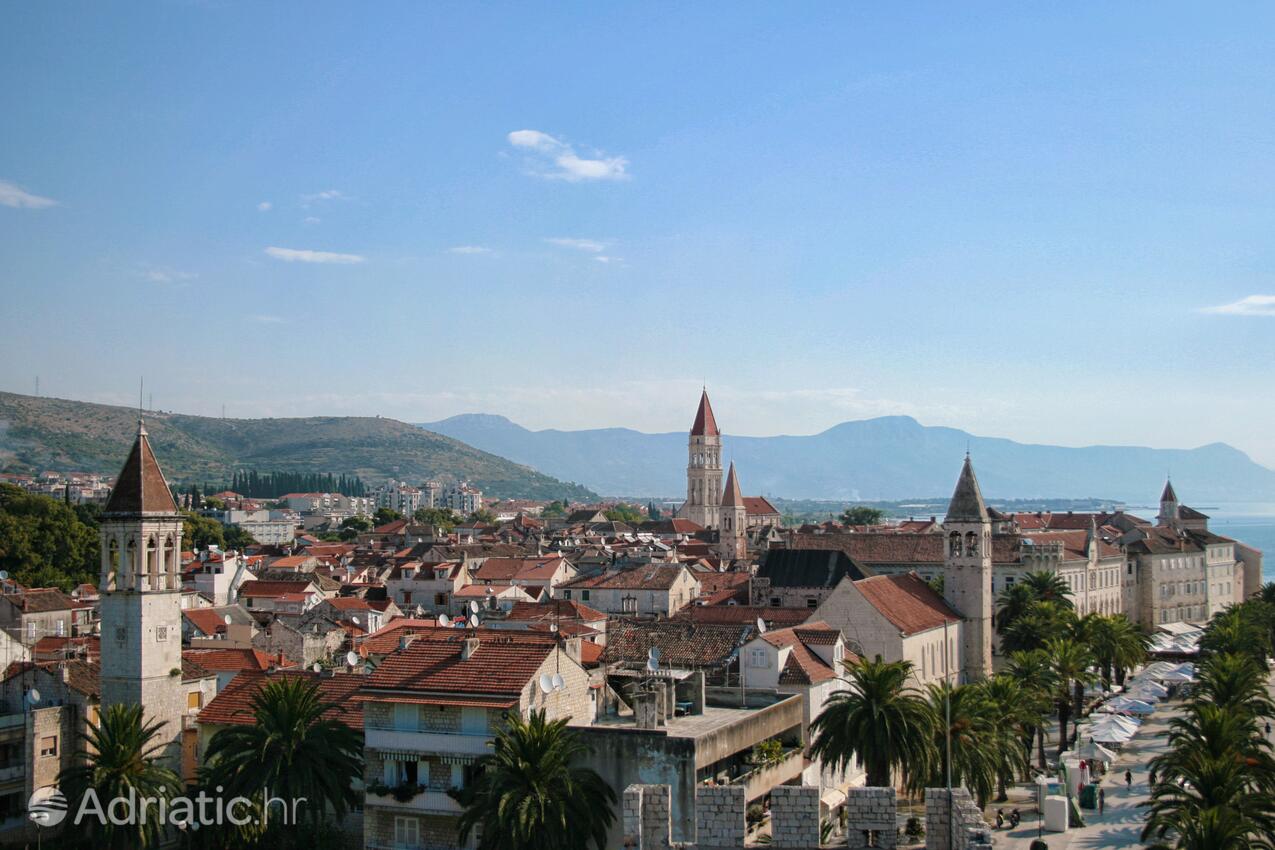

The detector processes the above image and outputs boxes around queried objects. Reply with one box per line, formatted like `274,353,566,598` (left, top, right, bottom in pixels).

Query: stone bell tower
943,455,993,682
678,390,723,529
98,420,186,766
717,462,748,562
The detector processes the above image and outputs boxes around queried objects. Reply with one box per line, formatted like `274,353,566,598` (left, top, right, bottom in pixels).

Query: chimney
462,636,480,659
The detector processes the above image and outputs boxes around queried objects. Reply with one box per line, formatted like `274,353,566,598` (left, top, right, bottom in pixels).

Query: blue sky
3,3,1275,465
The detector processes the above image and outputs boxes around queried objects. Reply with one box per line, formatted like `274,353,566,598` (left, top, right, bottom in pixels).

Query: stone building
98,420,187,767
941,456,993,681
679,390,723,530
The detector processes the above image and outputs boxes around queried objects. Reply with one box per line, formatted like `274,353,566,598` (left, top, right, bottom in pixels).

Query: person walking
1125,769,1133,790
1099,787,1106,815
1149,768,1157,787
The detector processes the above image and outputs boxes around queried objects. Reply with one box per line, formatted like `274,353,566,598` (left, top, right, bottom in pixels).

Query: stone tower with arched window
717,462,748,562
942,455,993,681
99,420,185,766
678,390,723,529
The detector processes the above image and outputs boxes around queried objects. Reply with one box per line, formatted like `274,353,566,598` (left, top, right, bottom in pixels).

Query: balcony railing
364,784,463,815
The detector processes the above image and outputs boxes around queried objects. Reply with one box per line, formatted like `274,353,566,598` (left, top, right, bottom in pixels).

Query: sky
3,3,1275,466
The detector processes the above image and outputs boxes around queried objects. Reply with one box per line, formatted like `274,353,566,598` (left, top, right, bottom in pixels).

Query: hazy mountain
0,393,596,501
420,413,1275,502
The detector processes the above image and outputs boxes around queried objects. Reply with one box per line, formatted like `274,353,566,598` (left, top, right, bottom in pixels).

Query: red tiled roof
505,600,606,623
360,629,557,697
853,574,961,636
183,647,293,672
759,622,844,685
673,605,811,629
560,565,691,591
579,640,604,666
358,620,452,656
238,580,318,597
743,496,780,517
104,423,178,514
182,608,228,636
691,390,719,437
603,619,752,669
470,556,567,583
198,670,363,729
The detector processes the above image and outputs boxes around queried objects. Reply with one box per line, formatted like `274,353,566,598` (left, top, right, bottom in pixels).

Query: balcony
728,749,806,801
366,725,492,757
364,784,463,815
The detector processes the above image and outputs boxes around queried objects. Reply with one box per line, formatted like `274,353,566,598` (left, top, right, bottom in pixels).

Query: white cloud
257,201,272,212
264,246,365,264
0,180,57,209
449,245,493,255
1202,294,1275,316
594,256,619,264
506,130,629,182
545,237,606,253
300,189,348,203
144,268,197,284
249,314,285,324
303,216,321,225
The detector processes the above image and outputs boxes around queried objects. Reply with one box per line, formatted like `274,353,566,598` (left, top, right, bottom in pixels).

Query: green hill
0,392,596,502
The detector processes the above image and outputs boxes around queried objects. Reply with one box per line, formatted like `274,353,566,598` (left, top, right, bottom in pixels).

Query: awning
378,750,477,765
355,693,517,709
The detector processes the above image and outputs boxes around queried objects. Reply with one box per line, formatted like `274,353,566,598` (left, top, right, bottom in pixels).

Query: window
401,591,412,604
39,736,57,757
806,597,818,609
434,593,447,606
581,590,591,602
562,590,572,599
748,648,768,668
55,620,65,637
188,691,203,711
863,830,881,848
393,816,420,846
156,626,168,642
770,597,781,607
621,596,637,614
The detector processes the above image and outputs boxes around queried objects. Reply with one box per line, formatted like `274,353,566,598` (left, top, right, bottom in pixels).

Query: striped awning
377,750,476,765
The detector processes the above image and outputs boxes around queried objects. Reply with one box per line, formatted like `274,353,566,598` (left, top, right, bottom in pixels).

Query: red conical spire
721,461,743,507
103,419,178,515
691,389,719,437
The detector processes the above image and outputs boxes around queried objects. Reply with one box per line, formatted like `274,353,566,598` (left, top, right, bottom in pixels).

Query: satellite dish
538,674,553,694
312,662,322,673
0,570,9,580
223,614,233,625
649,646,660,664
647,656,659,673
415,605,426,617
345,651,359,667
552,673,565,691
756,617,767,634
469,614,480,628
351,615,361,626
437,614,451,627
27,688,40,704
549,623,559,633
469,601,480,613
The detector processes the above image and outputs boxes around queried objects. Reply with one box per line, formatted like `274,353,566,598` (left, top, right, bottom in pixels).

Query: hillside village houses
0,390,1265,848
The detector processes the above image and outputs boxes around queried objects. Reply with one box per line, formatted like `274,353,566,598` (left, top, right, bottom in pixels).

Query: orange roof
360,629,557,698
691,389,719,437
743,496,780,517
103,422,178,514
182,608,228,636
579,640,604,666
183,647,293,673
198,670,362,729
853,574,961,636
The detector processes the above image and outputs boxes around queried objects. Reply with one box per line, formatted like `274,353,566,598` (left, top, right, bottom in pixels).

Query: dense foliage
0,483,99,590
228,469,368,498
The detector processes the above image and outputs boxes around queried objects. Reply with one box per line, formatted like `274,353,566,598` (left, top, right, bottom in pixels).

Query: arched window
146,535,160,591
125,538,137,587
163,534,177,589
948,531,962,557
105,538,120,591
964,531,978,556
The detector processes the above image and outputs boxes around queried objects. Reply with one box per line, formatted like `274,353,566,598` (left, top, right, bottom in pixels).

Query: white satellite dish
756,617,767,634
351,615,361,626
551,673,565,691
469,600,480,613
647,646,660,672
345,650,359,667
0,570,9,581
415,605,426,617
223,614,233,626
469,614,480,628
27,688,40,704
549,623,559,633
312,662,322,673
437,614,451,627
538,674,553,694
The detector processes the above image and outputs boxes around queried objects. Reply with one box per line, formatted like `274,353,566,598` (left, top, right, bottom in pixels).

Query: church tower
98,420,186,766
1157,479,1179,528
717,462,748,562
678,390,723,529
942,455,993,682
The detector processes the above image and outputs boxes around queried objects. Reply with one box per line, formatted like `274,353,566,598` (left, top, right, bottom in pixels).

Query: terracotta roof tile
198,669,363,729
602,619,751,669
854,574,961,636
104,423,178,514
691,390,720,437
360,629,556,697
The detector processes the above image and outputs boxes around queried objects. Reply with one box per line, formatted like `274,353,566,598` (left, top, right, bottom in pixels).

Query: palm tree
1002,600,1075,654
1007,649,1057,771
810,655,937,789
202,676,363,838
979,675,1036,800
1108,615,1149,687
58,704,181,850
1145,803,1275,850
1044,637,1094,755
1200,604,1270,664
454,709,615,850
1193,652,1275,721
995,582,1039,637
1020,571,1074,608
921,681,1015,808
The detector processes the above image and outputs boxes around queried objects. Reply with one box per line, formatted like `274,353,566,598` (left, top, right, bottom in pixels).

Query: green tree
979,675,1039,800
1044,637,1095,755
921,681,1008,808
840,506,886,526
1006,649,1058,771
466,508,498,525
603,503,644,523
1201,604,1271,665
1002,600,1075,654
223,524,258,550
372,507,403,526
183,511,226,550
1020,571,1074,608
809,656,937,788
454,709,616,850
413,506,459,530
203,677,363,841
0,483,100,590
58,704,181,850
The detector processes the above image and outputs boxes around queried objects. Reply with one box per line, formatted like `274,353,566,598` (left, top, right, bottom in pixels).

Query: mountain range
420,413,1275,502
0,392,595,501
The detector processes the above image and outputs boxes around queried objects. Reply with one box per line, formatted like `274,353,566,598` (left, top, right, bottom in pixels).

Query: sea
1126,502,1275,584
